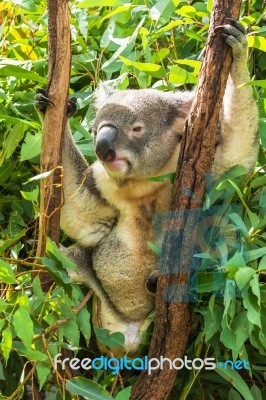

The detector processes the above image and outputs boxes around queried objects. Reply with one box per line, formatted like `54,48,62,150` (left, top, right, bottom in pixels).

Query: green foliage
0,0,266,399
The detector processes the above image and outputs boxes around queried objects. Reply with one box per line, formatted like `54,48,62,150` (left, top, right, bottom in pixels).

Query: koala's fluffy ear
94,83,118,110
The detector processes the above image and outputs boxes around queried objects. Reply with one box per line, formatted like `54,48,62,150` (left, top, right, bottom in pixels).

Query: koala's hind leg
60,244,110,305
213,19,259,177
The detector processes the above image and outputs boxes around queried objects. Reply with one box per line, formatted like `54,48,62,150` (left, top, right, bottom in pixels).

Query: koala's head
92,84,194,180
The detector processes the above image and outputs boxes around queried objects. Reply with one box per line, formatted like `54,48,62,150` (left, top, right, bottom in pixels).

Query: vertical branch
131,1,242,399
36,0,71,258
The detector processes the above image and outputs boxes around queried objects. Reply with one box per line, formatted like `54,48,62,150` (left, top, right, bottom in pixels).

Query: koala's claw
34,89,54,114
214,18,247,56
34,88,77,118
67,97,77,118
225,18,246,34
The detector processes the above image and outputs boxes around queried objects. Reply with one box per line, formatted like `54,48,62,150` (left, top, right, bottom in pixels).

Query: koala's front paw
67,97,77,118
34,88,77,118
214,18,247,58
34,88,54,115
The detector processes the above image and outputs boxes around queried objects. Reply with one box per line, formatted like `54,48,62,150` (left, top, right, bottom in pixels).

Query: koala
35,19,259,355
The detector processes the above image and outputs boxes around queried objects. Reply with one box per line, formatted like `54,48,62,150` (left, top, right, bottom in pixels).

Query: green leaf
0,260,17,284
94,327,125,349
220,322,236,350
176,5,197,17
21,187,39,202
228,213,248,239
119,56,166,79
250,384,263,400
32,276,45,300
59,319,80,348
250,174,266,188
243,291,261,328
259,256,266,271
36,361,51,390
176,59,201,74
229,388,243,400
77,307,91,345
247,36,266,52
150,20,185,41
227,179,259,228
223,279,235,318
147,172,175,183
66,377,114,400
99,5,134,24
241,80,266,88
115,387,132,400
147,241,161,256
0,160,14,184
235,267,255,290
46,239,77,271
13,341,47,361
20,131,42,161
169,65,197,85
260,118,266,149
0,299,8,312
18,292,30,309
40,258,72,285
200,295,223,341
224,252,247,279
13,307,34,349
0,114,39,128
11,0,38,12
0,65,46,83
215,367,254,400
101,18,144,72
150,0,176,22
0,229,26,256
3,122,26,160
207,0,213,13
244,247,266,263
196,271,225,293
250,275,260,304
1,326,13,362
78,0,122,7
230,312,252,357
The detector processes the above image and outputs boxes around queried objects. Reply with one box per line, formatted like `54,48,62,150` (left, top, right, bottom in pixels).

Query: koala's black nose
95,126,117,162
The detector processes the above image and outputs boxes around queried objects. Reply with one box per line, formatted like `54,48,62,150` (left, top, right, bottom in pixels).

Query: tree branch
131,1,242,399
36,0,71,258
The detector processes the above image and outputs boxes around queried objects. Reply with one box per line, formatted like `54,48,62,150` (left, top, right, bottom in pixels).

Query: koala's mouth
104,158,129,173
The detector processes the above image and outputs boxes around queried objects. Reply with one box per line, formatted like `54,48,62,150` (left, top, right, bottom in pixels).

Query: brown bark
36,0,71,258
131,1,242,399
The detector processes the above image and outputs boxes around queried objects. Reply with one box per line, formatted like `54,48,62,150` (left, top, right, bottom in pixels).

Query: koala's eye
133,126,142,132
129,124,144,138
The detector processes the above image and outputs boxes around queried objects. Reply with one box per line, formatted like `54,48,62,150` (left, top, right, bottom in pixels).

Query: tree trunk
131,1,242,399
36,0,71,259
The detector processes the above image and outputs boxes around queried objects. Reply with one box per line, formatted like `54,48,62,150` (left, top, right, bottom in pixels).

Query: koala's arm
34,90,117,247
213,20,259,176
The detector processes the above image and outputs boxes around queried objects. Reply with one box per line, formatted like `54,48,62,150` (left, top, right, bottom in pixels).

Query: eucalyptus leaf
0,260,17,284
215,367,254,400
66,377,114,400
0,65,47,83
94,327,125,348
